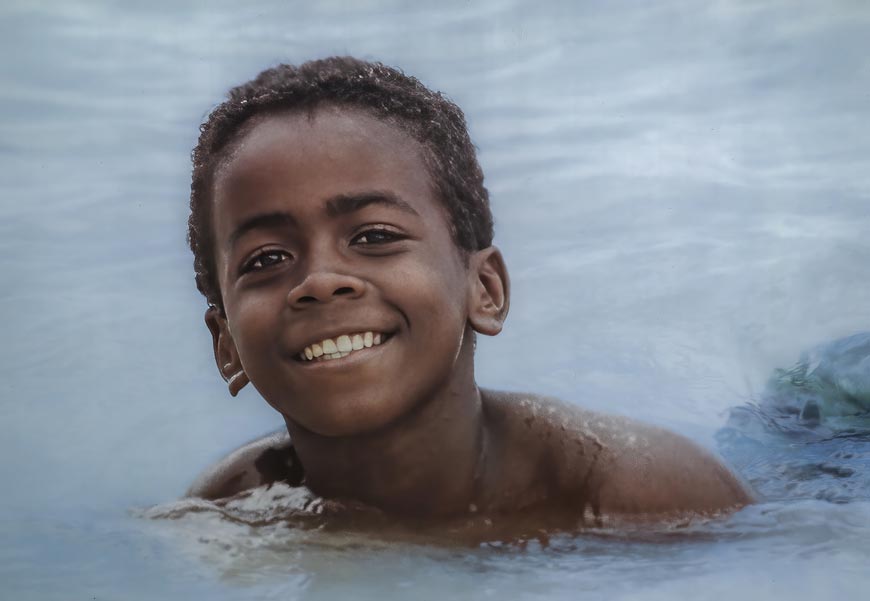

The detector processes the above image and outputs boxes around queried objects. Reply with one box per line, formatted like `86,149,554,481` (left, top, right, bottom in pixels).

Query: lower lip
296,335,393,370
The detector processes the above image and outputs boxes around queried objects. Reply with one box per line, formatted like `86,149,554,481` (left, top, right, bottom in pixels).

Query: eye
241,249,291,273
351,227,405,245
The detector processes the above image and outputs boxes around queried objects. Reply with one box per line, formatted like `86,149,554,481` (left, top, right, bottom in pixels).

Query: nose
286,269,366,308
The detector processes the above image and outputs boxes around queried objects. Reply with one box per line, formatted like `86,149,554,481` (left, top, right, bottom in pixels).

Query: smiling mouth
296,331,391,363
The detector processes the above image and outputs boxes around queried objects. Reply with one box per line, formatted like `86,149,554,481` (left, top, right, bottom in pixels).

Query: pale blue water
2,1,870,599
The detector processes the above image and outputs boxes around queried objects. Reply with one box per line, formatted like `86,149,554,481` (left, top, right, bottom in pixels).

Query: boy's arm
186,429,303,500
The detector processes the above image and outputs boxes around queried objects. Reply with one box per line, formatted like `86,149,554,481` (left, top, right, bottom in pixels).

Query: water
2,0,869,598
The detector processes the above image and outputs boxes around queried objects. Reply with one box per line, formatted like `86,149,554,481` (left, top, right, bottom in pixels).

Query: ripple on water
134,483,870,596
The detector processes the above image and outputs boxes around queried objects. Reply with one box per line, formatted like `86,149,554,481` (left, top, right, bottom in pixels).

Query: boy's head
189,56,494,313
189,57,509,437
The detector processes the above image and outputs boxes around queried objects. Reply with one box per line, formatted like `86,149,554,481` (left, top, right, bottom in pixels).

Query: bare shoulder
576,409,754,515
186,429,304,500
482,390,753,516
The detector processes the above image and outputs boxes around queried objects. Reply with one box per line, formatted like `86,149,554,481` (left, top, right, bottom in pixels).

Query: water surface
2,1,869,599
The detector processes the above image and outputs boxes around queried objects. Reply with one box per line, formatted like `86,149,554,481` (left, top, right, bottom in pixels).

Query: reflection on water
137,487,870,597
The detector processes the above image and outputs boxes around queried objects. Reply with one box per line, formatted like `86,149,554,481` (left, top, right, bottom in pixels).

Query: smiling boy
186,57,751,521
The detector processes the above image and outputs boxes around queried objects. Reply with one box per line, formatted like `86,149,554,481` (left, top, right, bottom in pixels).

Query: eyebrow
324,191,420,219
227,191,420,248
228,211,298,248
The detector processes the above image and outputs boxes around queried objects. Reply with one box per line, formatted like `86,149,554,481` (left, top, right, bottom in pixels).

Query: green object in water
764,332,870,418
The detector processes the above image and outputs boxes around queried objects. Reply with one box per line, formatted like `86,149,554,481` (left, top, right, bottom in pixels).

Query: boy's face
207,106,493,436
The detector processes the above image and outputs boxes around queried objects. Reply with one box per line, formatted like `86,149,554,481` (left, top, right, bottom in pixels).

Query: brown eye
243,250,290,273
352,228,403,245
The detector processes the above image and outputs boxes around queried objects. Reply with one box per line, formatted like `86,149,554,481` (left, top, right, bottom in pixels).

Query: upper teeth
300,331,384,362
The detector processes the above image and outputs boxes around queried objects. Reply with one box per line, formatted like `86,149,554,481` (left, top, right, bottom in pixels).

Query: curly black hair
188,56,493,312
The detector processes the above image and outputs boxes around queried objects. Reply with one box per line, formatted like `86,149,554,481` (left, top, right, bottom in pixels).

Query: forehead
211,106,446,230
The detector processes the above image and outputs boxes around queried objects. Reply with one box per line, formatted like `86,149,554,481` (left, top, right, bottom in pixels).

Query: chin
281,390,420,438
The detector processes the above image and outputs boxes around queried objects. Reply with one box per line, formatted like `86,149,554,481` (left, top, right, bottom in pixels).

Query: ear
467,246,510,336
205,306,249,396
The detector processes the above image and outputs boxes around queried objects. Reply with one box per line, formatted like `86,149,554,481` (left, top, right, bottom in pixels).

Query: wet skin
191,106,752,520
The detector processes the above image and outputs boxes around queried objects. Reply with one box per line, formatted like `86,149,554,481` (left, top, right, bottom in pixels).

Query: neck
285,340,489,517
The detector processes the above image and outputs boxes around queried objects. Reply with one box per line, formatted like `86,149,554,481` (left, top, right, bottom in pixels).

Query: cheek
391,257,468,337
227,296,284,365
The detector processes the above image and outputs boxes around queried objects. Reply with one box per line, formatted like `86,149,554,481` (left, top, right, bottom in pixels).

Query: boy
186,57,752,521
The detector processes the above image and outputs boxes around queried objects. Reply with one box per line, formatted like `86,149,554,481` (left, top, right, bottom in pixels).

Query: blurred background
2,1,869,599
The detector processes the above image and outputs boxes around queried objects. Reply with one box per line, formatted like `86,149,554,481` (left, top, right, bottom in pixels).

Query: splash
717,333,870,503
763,332,870,419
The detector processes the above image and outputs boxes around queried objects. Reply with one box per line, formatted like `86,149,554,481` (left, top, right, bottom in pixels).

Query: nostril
289,276,362,306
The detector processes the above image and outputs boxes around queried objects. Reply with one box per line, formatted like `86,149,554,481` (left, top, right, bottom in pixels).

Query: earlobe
205,306,249,396
467,246,510,336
